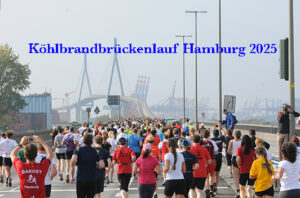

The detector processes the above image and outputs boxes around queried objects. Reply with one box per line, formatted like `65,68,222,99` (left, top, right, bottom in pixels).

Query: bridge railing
202,121,300,135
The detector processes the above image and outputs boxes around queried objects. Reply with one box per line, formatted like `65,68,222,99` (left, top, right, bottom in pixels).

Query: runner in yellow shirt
250,146,274,198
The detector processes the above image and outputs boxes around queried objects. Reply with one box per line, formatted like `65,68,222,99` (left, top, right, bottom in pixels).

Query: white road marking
9,186,19,192
217,186,228,189
0,186,228,193
0,194,4,197
115,192,121,197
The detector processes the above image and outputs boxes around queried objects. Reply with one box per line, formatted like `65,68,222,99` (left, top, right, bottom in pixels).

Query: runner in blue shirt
158,128,166,142
127,128,142,158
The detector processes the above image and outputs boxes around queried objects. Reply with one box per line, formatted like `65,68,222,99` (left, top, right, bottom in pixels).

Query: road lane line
9,186,19,192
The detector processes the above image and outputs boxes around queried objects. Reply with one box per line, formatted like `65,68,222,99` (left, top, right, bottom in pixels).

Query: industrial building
13,93,52,133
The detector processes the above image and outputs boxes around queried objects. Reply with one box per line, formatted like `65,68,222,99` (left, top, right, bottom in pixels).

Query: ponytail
168,139,177,170
256,146,272,175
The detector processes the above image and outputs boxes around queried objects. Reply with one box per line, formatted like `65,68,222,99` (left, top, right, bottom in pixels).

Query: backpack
233,115,238,124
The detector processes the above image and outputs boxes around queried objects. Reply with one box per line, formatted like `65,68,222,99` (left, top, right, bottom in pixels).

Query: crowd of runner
0,107,300,198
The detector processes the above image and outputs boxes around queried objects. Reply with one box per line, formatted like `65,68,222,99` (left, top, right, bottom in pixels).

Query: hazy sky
0,0,299,110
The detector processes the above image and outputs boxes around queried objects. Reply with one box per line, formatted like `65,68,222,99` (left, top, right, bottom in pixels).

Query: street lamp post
185,10,207,130
218,0,223,123
289,0,295,138
176,35,192,122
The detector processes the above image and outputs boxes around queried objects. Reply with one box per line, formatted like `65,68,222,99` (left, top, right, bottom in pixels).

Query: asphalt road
0,166,236,198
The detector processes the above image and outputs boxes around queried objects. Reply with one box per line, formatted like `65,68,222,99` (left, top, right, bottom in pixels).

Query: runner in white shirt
0,133,6,183
116,128,128,142
107,131,118,183
78,123,87,135
36,143,57,198
0,130,18,187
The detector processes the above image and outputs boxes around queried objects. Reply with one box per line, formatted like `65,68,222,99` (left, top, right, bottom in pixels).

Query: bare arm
133,164,139,175
98,159,105,169
155,165,161,175
236,156,241,168
181,161,186,174
50,164,57,180
273,167,284,181
33,136,54,161
227,141,233,155
11,136,29,162
164,159,170,173
131,155,136,162
53,140,57,150
193,163,199,171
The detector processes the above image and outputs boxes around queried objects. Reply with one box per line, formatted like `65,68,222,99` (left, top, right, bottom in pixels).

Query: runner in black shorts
117,174,131,192
255,186,274,197
3,158,12,167
56,153,66,160
239,173,255,186
65,151,73,160
191,178,206,190
165,179,185,197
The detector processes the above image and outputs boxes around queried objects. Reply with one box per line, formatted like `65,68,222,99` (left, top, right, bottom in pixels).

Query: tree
0,44,31,129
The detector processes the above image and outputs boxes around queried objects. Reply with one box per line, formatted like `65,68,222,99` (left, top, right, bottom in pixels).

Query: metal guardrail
203,121,300,135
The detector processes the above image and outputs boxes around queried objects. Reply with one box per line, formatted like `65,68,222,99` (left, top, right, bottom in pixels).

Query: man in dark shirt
277,104,300,160
94,135,111,198
170,128,184,147
211,128,225,191
181,140,199,198
71,134,104,198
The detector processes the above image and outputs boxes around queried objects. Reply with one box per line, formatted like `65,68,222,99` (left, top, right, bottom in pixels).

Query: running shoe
209,191,215,197
106,176,110,184
5,178,8,187
8,177,12,187
162,180,166,186
66,175,70,183
110,179,114,183
205,190,210,198
59,173,63,181
0,175,3,183
71,178,76,183
153,192,158,198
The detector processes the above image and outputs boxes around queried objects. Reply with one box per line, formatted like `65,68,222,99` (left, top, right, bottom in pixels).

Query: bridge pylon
76,53,93,122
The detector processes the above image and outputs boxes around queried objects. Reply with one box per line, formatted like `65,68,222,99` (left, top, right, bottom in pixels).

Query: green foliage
0,44,31,129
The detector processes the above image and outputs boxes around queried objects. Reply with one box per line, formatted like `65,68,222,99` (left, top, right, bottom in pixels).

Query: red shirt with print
13,158,50,198
113,147,135,174
190,144,211,178
236,146,255,174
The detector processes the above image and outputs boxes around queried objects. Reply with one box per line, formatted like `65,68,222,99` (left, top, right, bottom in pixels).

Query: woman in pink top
133,144,161,198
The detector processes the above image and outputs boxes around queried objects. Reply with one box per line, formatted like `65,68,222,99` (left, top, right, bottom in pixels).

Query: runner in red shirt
159,135,169,186
189,134,211,198
113,137,135,198
11,135,54,198
202,129,219,197
236,135,256,198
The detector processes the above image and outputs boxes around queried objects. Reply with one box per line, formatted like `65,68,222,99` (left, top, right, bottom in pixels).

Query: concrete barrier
203,121,300,135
